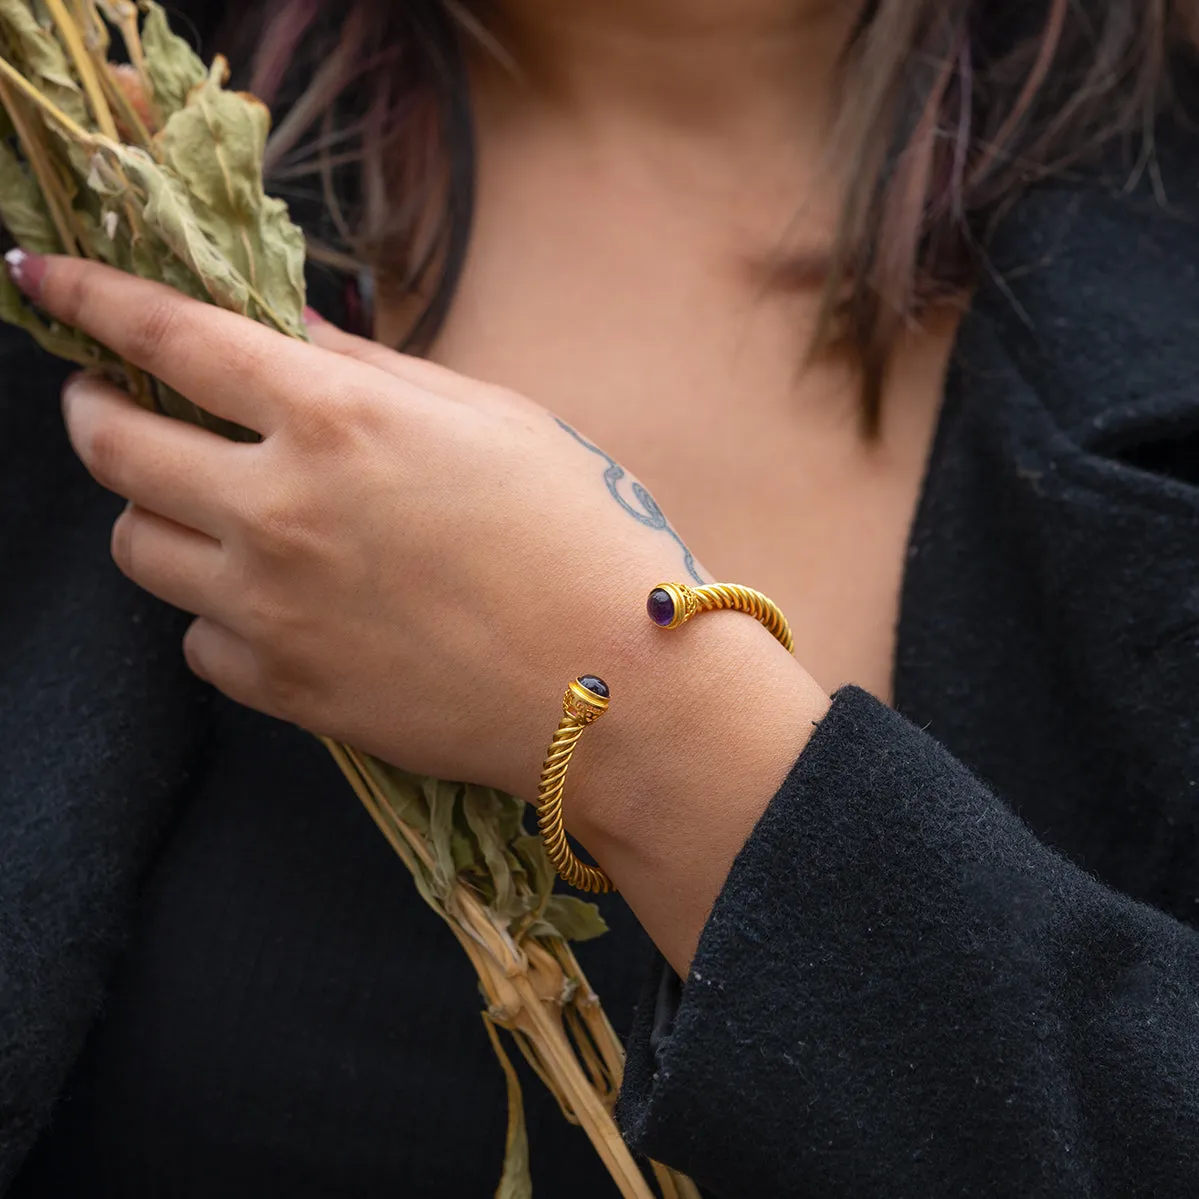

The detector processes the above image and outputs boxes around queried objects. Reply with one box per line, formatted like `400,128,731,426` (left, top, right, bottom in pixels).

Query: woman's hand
19,254,690,792
13,252,827,969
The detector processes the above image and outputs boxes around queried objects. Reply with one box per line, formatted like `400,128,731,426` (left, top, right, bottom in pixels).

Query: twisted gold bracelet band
536,582,795,893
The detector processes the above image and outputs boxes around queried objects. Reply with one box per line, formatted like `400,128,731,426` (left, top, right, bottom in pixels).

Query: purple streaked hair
231,0,1196,431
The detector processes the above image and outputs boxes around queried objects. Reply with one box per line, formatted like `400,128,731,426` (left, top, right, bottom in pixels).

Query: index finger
16,253,326,433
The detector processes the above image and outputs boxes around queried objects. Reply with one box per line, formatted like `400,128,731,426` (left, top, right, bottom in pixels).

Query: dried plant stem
321,737,681,1199
4,33,169,301
84,1,157,138
654,1161,704,1199
0,53,96,142
497,956,651,1196
97,0,149,78
68,0,108,53
0,79,76,252
41,0,117,138
551,938,627,1083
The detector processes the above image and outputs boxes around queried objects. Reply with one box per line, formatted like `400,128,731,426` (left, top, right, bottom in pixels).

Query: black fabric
0,327,211,1191
5,70,1199,1199
12,700,650,1198
620,115,1199,1196
622,692,1199,1197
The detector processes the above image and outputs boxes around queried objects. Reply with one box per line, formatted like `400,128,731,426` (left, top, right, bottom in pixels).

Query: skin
14,0,960,975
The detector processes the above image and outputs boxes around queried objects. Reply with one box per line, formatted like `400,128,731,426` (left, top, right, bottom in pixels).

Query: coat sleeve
618,686,1199,1198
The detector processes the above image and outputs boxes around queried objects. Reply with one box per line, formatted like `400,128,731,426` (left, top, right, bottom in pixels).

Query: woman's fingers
182,617,277,716
14,250,527,437
63,374,246,538
18,254,356,434
112,505,226,616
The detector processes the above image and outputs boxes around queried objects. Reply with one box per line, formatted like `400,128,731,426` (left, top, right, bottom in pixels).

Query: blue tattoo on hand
556,418,703,583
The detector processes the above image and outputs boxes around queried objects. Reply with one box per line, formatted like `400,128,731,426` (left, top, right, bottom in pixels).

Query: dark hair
241,0,1198,431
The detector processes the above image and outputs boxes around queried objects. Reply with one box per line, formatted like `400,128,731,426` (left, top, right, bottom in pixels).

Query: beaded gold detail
537,677,613,893
535,584,795,895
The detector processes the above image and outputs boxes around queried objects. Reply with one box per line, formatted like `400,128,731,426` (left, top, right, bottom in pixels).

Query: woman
4,0,1199,1194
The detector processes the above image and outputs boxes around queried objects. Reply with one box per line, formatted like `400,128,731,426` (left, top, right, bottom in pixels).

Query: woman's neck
473,0,860,135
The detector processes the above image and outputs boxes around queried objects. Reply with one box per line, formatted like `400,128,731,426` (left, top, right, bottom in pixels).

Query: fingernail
302,305,326,325
4,248,47,302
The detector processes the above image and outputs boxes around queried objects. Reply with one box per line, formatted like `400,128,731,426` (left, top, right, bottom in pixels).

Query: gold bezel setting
564,677,610,724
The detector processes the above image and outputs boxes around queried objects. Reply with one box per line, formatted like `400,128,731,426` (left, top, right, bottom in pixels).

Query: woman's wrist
563,606,830,973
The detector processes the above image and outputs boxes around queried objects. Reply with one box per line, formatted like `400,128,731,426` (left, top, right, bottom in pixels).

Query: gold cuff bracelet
536,582,795,893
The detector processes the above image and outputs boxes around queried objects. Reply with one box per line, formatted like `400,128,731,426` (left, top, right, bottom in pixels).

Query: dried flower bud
108,61,156,134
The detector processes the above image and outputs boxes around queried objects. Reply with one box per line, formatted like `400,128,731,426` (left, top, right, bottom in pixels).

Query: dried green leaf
463,786,522,918
427,776,478,887
99,143,255,310
365,760,433,838
483,1016,534,1199
137,0,203,120
0,0,90,125
427,775,457,886
154,59,305,336
0,137,60,251
513,833,555,903
79,144,264,437
533,895,609,944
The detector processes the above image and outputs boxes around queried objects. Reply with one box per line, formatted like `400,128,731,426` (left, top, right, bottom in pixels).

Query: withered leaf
80,149,264,438
533,895,609,943
154,59,306,337
137,0,203,120
513,833,554,903
367,760,433,838
428,775,477,886
462,786,522,919
0,137,60,251
0,0,89,125
99,144,257,313
483,1016,534,1199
